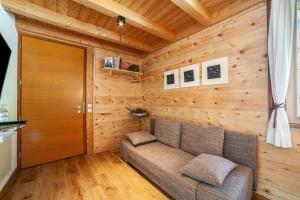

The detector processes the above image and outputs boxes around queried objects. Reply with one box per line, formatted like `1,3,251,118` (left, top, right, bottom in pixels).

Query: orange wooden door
21,36,85,168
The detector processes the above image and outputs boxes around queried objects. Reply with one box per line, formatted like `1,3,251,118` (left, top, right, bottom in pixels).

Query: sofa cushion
181,123,224,156
196,165,253,200
126,131,156,146
181,154,237,186
224,131,257,190
121,140,198,200
154,119,181,149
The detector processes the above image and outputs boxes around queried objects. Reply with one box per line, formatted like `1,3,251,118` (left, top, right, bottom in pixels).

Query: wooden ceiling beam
170,0,211,27
1,0,155,52
72,0,175,42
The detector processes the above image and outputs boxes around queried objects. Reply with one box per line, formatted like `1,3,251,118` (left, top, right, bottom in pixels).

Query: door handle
73,105,82,113
73,106,81,109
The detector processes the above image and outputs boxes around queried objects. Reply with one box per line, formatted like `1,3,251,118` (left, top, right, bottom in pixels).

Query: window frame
267,0,300,129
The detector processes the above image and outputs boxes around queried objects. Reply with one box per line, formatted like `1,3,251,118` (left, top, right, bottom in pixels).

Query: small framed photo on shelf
113,57,121,69
104,57,113,68
180,64,200,88
202,57,228,85
164,69,179,90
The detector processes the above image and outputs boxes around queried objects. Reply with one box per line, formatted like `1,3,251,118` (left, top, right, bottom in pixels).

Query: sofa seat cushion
181,123,224,156
121,140,198,200
154,118,181,149
196,165,253,200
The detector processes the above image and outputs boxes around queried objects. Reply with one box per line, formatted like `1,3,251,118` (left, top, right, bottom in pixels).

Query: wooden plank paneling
86,47,94,154
141,4,300,200
169,0,212,26
8,0,265,52
72,0,175,41
93,48,143,153
15,17,146,58
2,0,155,52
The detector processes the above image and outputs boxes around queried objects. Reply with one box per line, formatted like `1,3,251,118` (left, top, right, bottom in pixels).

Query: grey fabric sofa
120,118,257,200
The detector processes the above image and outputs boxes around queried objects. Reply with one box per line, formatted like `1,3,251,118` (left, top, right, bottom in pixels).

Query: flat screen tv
0,33,11,99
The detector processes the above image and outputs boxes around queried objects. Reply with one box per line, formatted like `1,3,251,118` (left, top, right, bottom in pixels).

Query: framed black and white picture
164,69,179,89
202,57,228,85
113,56,121,69
180,64,200,88
104,57,113,68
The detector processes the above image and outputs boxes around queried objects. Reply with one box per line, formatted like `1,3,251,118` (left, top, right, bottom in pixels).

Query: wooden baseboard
253,191,270,200
0,167,19,199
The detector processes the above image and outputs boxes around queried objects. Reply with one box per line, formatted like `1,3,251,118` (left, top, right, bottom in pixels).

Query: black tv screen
0,34,11,98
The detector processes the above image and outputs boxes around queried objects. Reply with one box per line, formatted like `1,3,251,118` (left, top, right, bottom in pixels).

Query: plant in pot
127,64,140,72
126,105,148,117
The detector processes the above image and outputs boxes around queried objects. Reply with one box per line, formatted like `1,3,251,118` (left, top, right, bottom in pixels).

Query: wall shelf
101,67,143,82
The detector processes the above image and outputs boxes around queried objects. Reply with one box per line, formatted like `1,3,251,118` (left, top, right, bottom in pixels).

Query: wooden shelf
101,67,143,82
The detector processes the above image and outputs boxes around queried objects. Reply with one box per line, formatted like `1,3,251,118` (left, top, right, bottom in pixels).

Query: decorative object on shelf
126,105,148,130
202,57,228,85
120,59,126,70
128,64,140,72
126,105,148,117
113,56,121,69
180,64,200,88
164,69,179,89
104,57,113,68
117,15,125,27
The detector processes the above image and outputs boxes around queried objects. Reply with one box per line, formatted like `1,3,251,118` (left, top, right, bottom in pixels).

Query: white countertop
0,126,23,143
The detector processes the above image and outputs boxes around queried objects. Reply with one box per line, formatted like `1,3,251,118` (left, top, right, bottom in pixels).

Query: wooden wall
15,17,144,154
142,4,300,200
93,49,143,153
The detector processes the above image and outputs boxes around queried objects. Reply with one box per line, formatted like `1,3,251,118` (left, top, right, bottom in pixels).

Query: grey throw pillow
181,154,237,186
126,131,156,146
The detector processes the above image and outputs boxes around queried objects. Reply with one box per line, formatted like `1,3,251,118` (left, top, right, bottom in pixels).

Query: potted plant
127,64,140,72
126,105,148,117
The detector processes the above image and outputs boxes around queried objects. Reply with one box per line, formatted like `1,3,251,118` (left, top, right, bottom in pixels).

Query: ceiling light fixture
117,16,125,27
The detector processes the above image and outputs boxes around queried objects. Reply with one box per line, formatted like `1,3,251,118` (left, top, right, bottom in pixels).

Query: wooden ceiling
2,0,264,53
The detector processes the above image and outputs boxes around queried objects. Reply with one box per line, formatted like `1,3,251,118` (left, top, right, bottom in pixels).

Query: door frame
17,33,92,167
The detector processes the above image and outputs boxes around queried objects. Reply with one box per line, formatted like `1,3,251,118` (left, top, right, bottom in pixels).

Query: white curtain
267,0,296,148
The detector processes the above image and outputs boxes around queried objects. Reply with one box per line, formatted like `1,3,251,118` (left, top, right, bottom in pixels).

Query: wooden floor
3,152,266,200
2,152,168,200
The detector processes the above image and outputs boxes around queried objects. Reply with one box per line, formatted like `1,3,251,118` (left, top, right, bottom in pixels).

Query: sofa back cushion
154,119,181,149
224,130,257,190
181,123,224,156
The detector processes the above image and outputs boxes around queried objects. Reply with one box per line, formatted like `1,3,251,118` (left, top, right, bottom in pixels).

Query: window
296,0,300,116
286,0,300,127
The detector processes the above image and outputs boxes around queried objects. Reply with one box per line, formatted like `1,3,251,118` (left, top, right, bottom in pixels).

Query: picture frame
164,69,179,89
104,57,113,68
202,57,228,85
113,56,121,69
180,64,200,88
